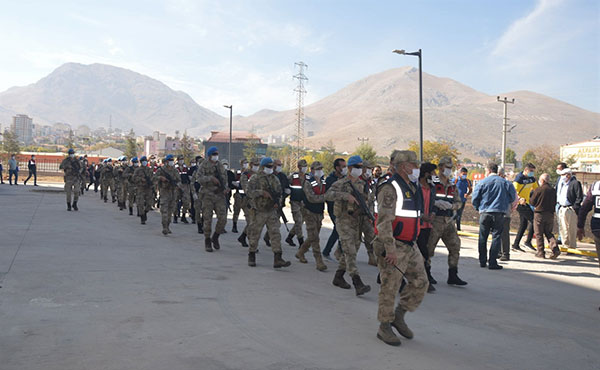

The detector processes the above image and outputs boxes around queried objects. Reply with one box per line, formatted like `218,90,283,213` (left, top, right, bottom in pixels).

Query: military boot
112,196,116,203
297,236,305,247
232,222,238,233
248,252,256,267
332,270,351,289
197,222,203,234
72,201,78,211
173,215,178,224
352,274,371,296
368,251,377,266
314,252,327,271
129,206,133,215
295,243,310,263
285,233,296,246
377,323,401,346
391,307,414,339
211,233,220,250
273,252,291,268
205,237,213,252
141,213,146,225
162,225,169,235
238,232,249,247
263,232,271,247
447,267,468,286
119,202,124,210
67,202,72,211
181,216,189,224
104,197,108,203
425,264,437,285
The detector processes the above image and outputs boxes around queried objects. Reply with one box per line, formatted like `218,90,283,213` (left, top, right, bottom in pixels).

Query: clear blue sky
0,0,598,115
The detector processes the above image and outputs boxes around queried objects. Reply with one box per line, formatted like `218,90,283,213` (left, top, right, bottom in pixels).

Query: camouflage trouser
337,216,361,276
232,193,243,222
177,183,191,217
117,180,126,203
137,187,153,216
376,240,428,322
248,209,282,254
242,203,253,234
64,177,80,203
101,178,115,200
359,217,375,254
289,200,304,238
427,216,461,268
193,192,202,224
127,182,136,208
159,188,176,231
301,209,323,254
202,193,227,236
80,174,88,193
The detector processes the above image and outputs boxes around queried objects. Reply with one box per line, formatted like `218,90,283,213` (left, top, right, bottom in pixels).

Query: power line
293,61,308,162
358,137,369,145
497,96,515,169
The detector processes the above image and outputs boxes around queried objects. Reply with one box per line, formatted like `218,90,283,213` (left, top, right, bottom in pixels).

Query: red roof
206,131,262,143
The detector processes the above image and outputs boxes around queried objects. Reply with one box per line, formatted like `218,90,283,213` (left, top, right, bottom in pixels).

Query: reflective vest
290,173,304,201
303,174,326,214
374,176,422,243
433,178,456,217
591,181,600,232
176,164,190,184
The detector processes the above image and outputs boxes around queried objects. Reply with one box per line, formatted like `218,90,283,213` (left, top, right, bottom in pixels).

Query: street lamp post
223,105,232,163
393,48,423,162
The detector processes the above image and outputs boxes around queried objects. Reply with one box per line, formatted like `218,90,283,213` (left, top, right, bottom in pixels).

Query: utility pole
223,105,232,164
357,137,369,145
293,62,308,163
497,96,515,169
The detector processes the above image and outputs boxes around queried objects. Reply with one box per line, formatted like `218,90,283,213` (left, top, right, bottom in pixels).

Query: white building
11,114,33,144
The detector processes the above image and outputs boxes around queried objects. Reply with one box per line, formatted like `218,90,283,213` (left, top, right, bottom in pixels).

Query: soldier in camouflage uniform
124,157,138,215
286,159,308,246
100,158,116,203
153,154,181,235
133,156,154,224
59,148,82,211
374,150,428,346
325,155,371,296
190,156,204,234
113,156,127,210
79,156,88,195
295,161,327,271
360,161,378,266
246,157,291,269
427,156,468,286
231,158,249,233
192,147,229,252
237,157,259,248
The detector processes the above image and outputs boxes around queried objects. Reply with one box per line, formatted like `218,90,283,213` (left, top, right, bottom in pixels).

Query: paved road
0,184,598,370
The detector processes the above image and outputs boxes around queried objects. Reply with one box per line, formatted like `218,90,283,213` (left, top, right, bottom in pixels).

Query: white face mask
252,165,259,172
134,162,139,167
69,154,74,158
301,166,308,173
224,164,229,170
243,163,249,169
408,168,420,183
341,167,348,176
443,168,452,177
275,165,282,173
211,155,219,162
168,161,175,167
178,160,184,165
264,167,273,175
142,161,148,166
314,170,324,178
365,169,373,178
350,167,363,178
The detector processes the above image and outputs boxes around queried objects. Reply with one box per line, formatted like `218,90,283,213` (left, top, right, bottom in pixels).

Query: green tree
315,140,337,174
505,147,517,166
243,136,260,161
407,140,460,165
178,131,195,164
353,142,377,164
521,150,536,168
2,128,21,155
124,129,138,159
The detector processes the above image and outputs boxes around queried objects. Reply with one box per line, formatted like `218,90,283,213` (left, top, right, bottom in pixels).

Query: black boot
72,201,78,211
248,252,256,267
141,213,146,225
425,264,437,285
119,201,124,210
297,236,305,247
112,196,116,203
352,274,371,296
67,202,72,211
332,270,351,289
238,232,249,247
264,232,271,247
232,222,238,233
447,267,468,286
197,222,204,234
173,215,178,224
285,233,296,246
205,237,213,252
273,252,291,268
104,197,107,203
181,216,189,224
129,207,133,215
212,233,220,250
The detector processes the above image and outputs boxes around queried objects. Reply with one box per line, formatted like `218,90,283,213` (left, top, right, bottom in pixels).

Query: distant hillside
0,63,225,135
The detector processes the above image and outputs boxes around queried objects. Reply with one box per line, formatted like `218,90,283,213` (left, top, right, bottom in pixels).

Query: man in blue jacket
472,163,516,270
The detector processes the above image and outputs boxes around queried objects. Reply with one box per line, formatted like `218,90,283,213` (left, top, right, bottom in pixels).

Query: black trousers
417,227,432,262
513,204,534,246
24,169,37,184
501,215,511,257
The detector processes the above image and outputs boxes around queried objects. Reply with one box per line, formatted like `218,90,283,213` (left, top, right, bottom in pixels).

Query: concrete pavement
0,184,598,370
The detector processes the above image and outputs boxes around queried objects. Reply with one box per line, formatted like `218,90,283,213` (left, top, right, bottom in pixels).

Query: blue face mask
527,171,535,177
461,175,467,180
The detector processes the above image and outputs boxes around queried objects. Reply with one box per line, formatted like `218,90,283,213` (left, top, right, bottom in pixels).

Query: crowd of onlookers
0,154,38,186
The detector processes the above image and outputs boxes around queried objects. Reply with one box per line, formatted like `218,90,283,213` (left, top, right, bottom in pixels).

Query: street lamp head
393,49,406,55
223,105,232,109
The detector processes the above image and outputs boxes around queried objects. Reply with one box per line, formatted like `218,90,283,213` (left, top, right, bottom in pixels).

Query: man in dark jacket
417,162,437,291
23,155,37,186
322,158,346,259
530,173,560,259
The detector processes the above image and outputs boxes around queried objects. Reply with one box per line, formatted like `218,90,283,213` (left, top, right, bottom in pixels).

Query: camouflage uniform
80,159,88,194
193,158,229,248
296,166,327,271
236,160,258,246
360,171,377,265
133,164,154,223
287,160,308,244
113,162,126,209
100,163,116,202
59,156,82,207
123,164,136,214
153,164,181,234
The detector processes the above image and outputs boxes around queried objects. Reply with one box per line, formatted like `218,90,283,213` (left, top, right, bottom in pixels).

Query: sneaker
511,245,524,252
488,264,503,270
500,255,510,261
523,242,535,251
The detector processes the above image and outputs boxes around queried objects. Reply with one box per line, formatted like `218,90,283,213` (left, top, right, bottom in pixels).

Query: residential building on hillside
204,131,267,169
11,114,33,144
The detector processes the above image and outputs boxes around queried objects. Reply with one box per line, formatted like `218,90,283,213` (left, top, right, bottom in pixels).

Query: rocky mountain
0,63,225,135
236,67,599,160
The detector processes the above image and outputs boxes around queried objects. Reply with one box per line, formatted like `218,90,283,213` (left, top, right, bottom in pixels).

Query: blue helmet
140,156,148,162
260,157,273,167
120,156,127,161
68,148,75,154
165,154,174,161
206,146,218,156
347,155,363,167
102,158,107,163
107,158,112,162
131,157,139,162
